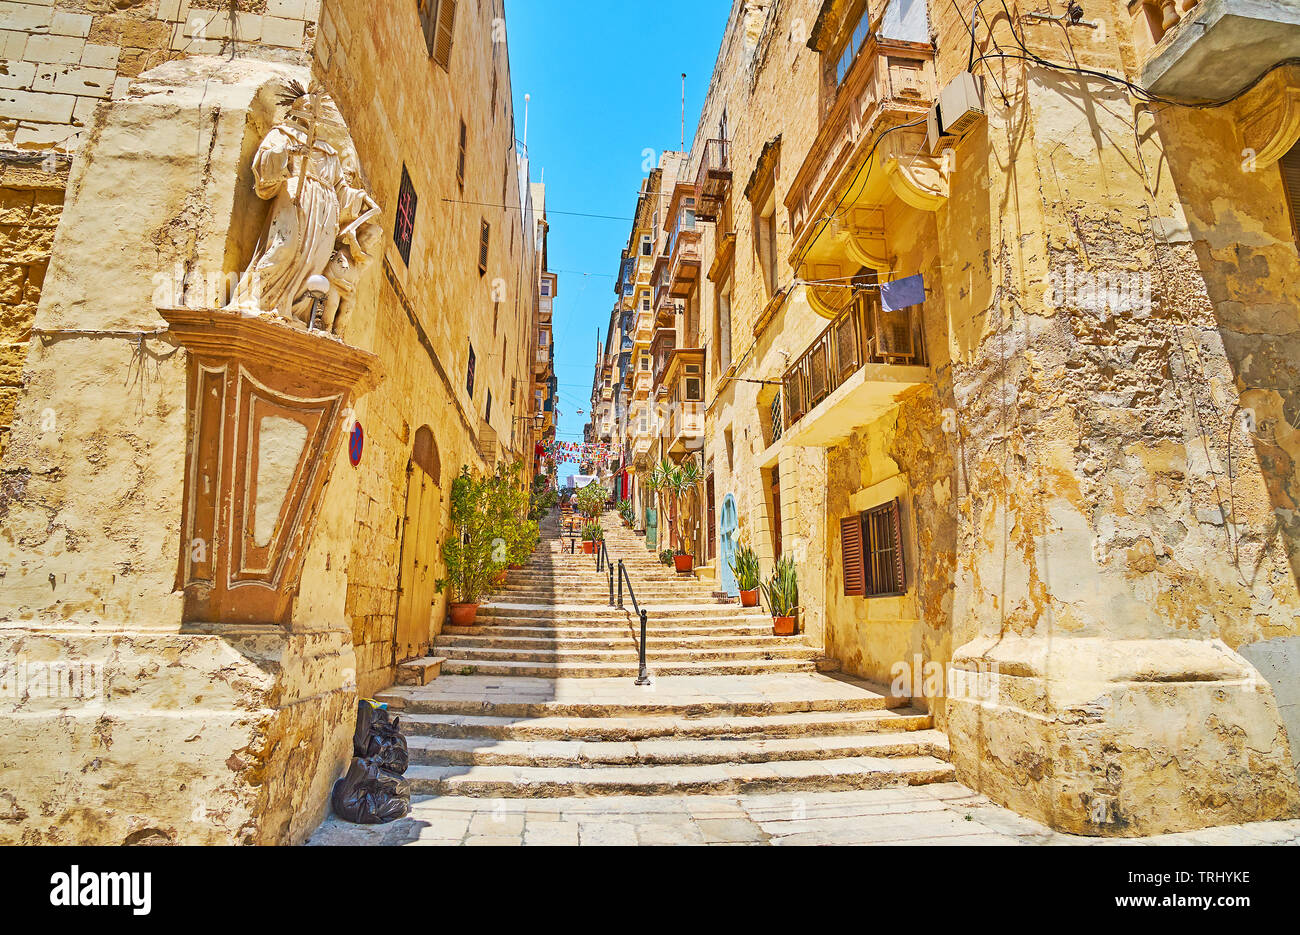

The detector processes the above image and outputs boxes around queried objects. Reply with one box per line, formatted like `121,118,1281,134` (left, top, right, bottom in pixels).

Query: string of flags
541,440,621,465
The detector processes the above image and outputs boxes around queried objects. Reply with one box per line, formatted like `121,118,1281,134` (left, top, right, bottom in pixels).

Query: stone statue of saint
227,83,381,329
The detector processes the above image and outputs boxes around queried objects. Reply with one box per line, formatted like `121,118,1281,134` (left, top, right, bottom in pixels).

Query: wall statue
227,80,382,335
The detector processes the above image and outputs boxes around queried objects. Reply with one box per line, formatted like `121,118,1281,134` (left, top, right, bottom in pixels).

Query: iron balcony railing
694,138,732,222
781,290,926,430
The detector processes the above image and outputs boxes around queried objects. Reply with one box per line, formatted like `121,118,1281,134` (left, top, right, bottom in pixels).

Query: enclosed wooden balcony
780,288,928,447
694,138,732,223
785,35,937,264
650,327,676,392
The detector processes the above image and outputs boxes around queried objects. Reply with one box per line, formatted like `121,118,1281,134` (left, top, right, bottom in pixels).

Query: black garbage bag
330,756,411,824
369,722,409,774
353,700,409,773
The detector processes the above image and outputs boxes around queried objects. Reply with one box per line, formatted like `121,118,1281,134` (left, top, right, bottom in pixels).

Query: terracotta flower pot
772,615,795,636
673,554,694,574
582,540,594,554
740,589,759,607
449,602,479,626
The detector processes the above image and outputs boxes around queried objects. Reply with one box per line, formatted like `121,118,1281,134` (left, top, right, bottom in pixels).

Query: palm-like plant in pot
660,456,703,573
436,467,502,626
730,544,762,607
759,555,799,635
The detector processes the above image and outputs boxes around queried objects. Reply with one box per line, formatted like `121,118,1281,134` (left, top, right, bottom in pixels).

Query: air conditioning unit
927,72,986,153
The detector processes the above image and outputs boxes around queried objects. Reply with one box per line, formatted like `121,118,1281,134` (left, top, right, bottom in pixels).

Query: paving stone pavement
307,782,1300,846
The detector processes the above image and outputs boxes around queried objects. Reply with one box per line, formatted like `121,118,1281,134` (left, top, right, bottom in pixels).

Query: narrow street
309,512,1300,845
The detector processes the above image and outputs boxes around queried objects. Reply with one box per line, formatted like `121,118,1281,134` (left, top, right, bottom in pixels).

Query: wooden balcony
667,226,702,295
650,328,677,391
780,289,928,447
785,35,936,261
694,138,732,223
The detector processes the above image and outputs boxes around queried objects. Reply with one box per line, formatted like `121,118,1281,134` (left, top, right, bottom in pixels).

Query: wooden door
770,467,782,559
706,475,716,560
719,493,738,596
394,459,442,664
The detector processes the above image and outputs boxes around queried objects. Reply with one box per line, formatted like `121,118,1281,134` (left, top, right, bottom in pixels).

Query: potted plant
581,522,603,554
616,498,633,527
436,467,502,626
759,555,799,636
730,544,761,607
657,456,702,574
658,548,675,566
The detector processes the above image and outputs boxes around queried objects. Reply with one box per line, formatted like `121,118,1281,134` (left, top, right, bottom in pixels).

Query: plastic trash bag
330,756,411,824
353,700,409,774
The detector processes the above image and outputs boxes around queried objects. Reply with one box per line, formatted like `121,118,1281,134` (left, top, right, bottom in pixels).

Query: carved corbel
879,130,949,211
841,206,889,269
1238,66,1300,170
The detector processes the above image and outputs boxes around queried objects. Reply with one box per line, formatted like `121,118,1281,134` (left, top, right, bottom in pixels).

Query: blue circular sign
348,421,364,466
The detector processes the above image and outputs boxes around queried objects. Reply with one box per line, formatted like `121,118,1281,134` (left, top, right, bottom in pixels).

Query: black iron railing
594,529,651,685
616,559,651,686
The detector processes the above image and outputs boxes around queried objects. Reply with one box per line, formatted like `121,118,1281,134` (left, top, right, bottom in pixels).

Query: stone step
401,755,955,796
477,603,757,620
434,633,792,650
433,644,819,664
395,656,446,686
404,729,949,767
435,657,817,678
377,675,905,718
441,623,773,638
398,707,933,741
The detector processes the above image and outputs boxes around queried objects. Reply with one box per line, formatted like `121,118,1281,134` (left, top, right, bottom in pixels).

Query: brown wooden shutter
840,514,866,596
1281,141,1300,250
432,0,456,69
478,220,490,275
888,497,906,592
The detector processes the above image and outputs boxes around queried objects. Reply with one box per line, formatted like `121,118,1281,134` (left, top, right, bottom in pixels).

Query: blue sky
505,0,732,482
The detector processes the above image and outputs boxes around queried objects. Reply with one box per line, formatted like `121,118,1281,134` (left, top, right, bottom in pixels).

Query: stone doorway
394,427,443,665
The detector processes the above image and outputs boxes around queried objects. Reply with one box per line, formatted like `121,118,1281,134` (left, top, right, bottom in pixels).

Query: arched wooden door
719,493,738,596
394,427,442,664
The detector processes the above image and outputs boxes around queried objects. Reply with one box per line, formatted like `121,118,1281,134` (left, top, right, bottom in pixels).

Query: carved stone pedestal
161,307,381,626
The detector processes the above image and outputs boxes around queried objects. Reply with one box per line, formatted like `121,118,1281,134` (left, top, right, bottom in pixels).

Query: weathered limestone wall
930,1,1300,833
0,0,321,150
316,0,537,696
0,0,322,454
0,151,65,459
0,57,359,844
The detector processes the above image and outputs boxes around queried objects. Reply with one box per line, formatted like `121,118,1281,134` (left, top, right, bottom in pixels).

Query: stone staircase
375,507,953,797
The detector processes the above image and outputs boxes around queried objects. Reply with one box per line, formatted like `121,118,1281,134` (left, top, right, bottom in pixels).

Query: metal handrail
616,559,651,686
594,525,651,685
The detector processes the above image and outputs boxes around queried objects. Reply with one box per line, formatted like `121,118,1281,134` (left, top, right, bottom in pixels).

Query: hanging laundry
880,273,925,313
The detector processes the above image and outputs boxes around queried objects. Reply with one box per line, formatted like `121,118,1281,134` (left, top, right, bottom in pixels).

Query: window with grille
485,389,492,423
861,499,906,597
1282,139,1300,251
466,343,476,397
478,219,490,276
419,0,456,69
393,165,417,265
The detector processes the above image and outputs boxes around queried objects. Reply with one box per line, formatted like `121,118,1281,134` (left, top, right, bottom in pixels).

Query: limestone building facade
601,0,1300,834
0,0,549,843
